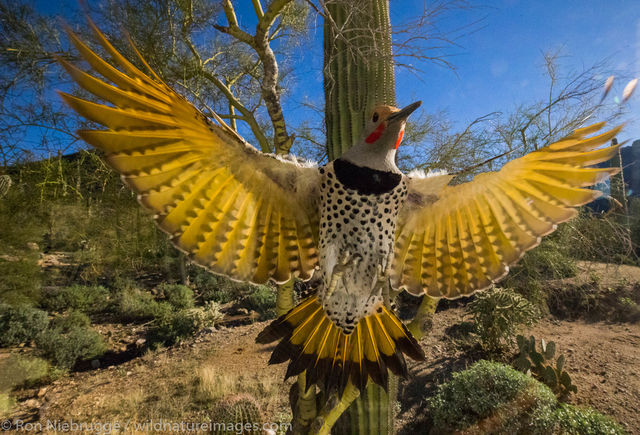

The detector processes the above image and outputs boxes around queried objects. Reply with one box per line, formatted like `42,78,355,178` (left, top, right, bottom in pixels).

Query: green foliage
188,301,224,331
427,360,557,433
466,288,540,353
36,311,106,369
40,285,109,314
0,354,56,391
514,335,577,398
562,211,638,266
0,393,15,418
534,403,627,434
192,268,249,304
0,174,10,197
0,252,42,306
241,285,276,320
147,300,223,348
427,360,624,434
159,283,194,310
146,309,197,348
509,236,577,282
209,394,263,435
115,285,169,321
0,304,49,347
547,280,640,322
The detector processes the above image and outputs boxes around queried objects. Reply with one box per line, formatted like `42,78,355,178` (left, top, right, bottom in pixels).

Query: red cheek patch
365,123,386,143
395,128,405,149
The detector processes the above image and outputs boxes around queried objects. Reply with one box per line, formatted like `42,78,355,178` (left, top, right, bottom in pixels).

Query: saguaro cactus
323,1,398,433
324,0,396,161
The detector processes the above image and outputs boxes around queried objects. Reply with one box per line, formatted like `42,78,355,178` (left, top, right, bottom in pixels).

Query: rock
23,399,38,408
91,359,101,369
135,338,146,347
37,387,47,397
27,242,39,251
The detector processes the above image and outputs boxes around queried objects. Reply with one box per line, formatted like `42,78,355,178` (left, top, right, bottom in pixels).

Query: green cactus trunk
323,1,397,433
324,0,396,161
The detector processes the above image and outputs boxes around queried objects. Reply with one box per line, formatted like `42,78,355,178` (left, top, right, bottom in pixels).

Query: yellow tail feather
256,296,424,393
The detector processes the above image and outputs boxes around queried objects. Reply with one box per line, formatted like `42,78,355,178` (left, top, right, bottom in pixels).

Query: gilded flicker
60,23,622,394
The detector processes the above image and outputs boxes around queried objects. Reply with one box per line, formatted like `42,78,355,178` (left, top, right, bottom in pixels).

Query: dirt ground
5,262,640,434
5,309,638,434
399,309,640,434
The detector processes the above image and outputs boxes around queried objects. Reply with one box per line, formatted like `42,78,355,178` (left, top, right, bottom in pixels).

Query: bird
59,22,622,395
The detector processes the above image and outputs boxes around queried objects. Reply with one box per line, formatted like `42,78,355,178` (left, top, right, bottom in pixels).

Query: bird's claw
325,251,363,299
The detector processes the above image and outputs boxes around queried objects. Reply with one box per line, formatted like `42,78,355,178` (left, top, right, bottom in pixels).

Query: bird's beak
387,101,422,123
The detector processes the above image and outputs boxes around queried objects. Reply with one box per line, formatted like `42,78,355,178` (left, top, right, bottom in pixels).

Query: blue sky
390,0,640,142
260,0,640,147
28,0,640,155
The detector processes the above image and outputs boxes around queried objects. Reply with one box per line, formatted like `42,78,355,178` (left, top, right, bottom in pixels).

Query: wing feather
61,24,320,284
392,124,621,298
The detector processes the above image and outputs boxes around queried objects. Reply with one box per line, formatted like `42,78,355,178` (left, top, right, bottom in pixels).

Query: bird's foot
325,251,362,299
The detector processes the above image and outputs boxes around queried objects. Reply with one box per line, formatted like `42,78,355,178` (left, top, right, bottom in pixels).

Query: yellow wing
391,123,622,298
60,22,320,284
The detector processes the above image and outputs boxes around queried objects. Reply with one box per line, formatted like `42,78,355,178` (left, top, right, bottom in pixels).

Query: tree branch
215,0,295,154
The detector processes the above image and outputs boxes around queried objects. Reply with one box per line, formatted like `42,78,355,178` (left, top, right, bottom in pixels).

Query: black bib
333,158,402,195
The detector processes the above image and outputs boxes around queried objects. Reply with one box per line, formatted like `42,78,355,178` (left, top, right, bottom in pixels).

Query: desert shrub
189,301,224,330
546,280,640,322
40,285,109,314
0,183,46,305
533,403,626,434
193,268,248,304
467,288,539,353
0,393,15,418
0,304,49,347
0,354,55,391
146,309,197,347
241,285,276,320
36,311,106,369
147,301,223,348
563,211,638,266
0,253,42,306
508,237,577,282
159,283,194,310
115,286,169,321
508,279,550,316
427,360,556,433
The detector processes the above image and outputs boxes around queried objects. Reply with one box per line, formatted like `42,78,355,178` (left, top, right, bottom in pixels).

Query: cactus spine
324,0,395,161
209,394,263,435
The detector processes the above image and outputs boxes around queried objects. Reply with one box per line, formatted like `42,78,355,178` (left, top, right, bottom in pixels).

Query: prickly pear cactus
0,175,11,198
514,335,578,398
209,394,263,434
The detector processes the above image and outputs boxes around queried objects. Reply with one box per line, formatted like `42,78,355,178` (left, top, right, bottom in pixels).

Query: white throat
340,141,400,173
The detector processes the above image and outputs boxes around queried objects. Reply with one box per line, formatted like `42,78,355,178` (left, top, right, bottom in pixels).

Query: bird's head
341,101,421,172
362,101,421,150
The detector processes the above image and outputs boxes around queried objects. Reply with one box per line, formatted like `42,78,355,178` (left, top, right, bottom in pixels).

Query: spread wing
59,23,320,284
391,123,622,298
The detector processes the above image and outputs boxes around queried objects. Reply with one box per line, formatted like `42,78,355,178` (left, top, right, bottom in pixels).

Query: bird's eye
372,112,379,122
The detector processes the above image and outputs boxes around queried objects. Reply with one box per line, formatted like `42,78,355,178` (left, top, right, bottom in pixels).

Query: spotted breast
317,158,408,333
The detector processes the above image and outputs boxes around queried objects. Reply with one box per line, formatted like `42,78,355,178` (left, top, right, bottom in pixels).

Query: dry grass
196,364,281,406
27,325,292,434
